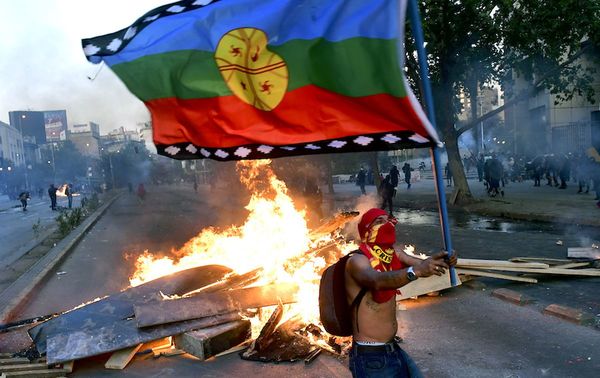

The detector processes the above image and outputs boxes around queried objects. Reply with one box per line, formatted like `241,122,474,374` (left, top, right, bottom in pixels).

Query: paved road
11,184,600,377
0,196,81,266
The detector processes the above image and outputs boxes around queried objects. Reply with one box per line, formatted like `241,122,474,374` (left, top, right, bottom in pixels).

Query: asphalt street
0,196,81,267
7,183,599,377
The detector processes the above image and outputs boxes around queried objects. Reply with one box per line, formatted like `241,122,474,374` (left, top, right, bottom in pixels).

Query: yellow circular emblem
214,28,288,111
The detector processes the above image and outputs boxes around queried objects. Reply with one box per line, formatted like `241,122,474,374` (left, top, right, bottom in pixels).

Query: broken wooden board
241,318,314,363
138,337,171,354
193,268,263,295
0,363,48,373
456,268,538,283
309,211,359,239
105,344,142,370
457,259,549,269
567,247,600,260
45,312,241,364
60,361,73,373
174,320,251,361
254,303,283,352
553,262,591,269
134,283,298,328
397,270,461,300
30,265,232,355
0,369,70,378
477,266,600,276
0,360,29,366
509,257,571,265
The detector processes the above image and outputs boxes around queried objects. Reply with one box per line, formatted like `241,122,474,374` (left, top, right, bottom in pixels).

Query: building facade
68,122,101,158
0,120,25,167
504,49,600,156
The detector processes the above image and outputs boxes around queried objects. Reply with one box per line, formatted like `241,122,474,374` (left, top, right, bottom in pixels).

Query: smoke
458,130,478,154
0,1,165,131
342,193,380,242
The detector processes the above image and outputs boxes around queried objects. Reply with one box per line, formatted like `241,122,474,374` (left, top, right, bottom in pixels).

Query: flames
130,160,354,329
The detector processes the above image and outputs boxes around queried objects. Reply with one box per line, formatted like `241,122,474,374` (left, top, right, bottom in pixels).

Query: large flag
82,0,440,161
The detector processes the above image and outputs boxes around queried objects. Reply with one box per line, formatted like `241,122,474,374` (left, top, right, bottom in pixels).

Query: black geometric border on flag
157,131,435,161
82,0,222,62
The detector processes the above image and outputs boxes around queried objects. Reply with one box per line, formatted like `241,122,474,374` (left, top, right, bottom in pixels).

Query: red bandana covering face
358,208,405,303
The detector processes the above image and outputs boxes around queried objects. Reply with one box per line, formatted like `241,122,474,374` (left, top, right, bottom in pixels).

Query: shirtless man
345,208,457,377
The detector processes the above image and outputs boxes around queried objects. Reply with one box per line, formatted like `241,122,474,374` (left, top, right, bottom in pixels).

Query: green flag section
82,0,440,161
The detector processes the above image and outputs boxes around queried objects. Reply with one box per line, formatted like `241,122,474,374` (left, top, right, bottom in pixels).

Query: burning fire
130,160,354,332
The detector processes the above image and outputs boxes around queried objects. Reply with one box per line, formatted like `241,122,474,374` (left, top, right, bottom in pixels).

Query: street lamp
16,114,30,190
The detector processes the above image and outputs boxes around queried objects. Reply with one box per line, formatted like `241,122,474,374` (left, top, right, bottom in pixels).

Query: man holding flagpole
345,209,457,377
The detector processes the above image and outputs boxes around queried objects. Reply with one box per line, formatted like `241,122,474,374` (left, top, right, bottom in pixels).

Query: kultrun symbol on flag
215,28,288,111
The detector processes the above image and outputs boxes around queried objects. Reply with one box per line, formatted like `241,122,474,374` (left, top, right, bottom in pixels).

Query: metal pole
407,0,456,285
109,153,116,189
50,143,56,183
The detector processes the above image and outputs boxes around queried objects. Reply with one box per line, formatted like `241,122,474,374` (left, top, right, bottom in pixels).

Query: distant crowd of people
351,147,600,211
461,149,600,206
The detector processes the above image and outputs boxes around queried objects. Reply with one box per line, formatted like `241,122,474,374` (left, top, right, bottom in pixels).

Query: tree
405,0,600,203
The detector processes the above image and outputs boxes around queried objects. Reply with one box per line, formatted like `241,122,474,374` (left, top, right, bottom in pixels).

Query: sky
0,0,170,133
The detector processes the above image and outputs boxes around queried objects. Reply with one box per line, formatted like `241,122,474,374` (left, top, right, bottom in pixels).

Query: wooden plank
0,369,70,378
397,270,461,300
457,259,549,269
134,284,298,328
509,257,570,265
553,262,590,269
0,360,29,366
567,247,600,260
478,266,600,276
254,303,283,352
214,342,251,358
104,344,142,370
309,211,359,239
152,348,185,358
138,338,171,354
0,364,47,373
456,268,538,283
60,361,73,374
174,320,251,361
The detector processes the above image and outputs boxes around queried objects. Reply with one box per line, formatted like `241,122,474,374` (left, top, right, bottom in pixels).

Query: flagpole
407,0,456,285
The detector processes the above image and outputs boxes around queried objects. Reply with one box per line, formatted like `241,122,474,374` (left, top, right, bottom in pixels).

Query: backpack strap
351,287,367,333
347,249,368,334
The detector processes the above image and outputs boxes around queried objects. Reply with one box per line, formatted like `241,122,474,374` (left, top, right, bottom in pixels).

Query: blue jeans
349,340,423,378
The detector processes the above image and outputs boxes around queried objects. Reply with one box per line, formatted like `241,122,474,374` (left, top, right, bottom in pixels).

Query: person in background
389,165,400,190
48,184,58,211
356,167,367,195
18,191,30,211
137,183,146,202
476,154,485,182
402,162,413,189
445,163,453,187
379,175,394,214
65,183,74,209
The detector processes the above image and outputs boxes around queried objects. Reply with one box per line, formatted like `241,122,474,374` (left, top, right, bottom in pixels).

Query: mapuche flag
82,0,440,161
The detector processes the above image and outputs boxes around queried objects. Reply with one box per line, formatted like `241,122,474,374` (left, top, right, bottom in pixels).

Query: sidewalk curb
0,193,121,324
542,304,595,326
491,288,533,306
2,226,57,268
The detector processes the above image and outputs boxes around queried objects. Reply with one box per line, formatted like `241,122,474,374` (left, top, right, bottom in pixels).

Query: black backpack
319,250,367,336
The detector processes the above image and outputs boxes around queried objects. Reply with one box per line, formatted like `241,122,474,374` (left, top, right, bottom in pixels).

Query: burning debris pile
19,160,360,372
